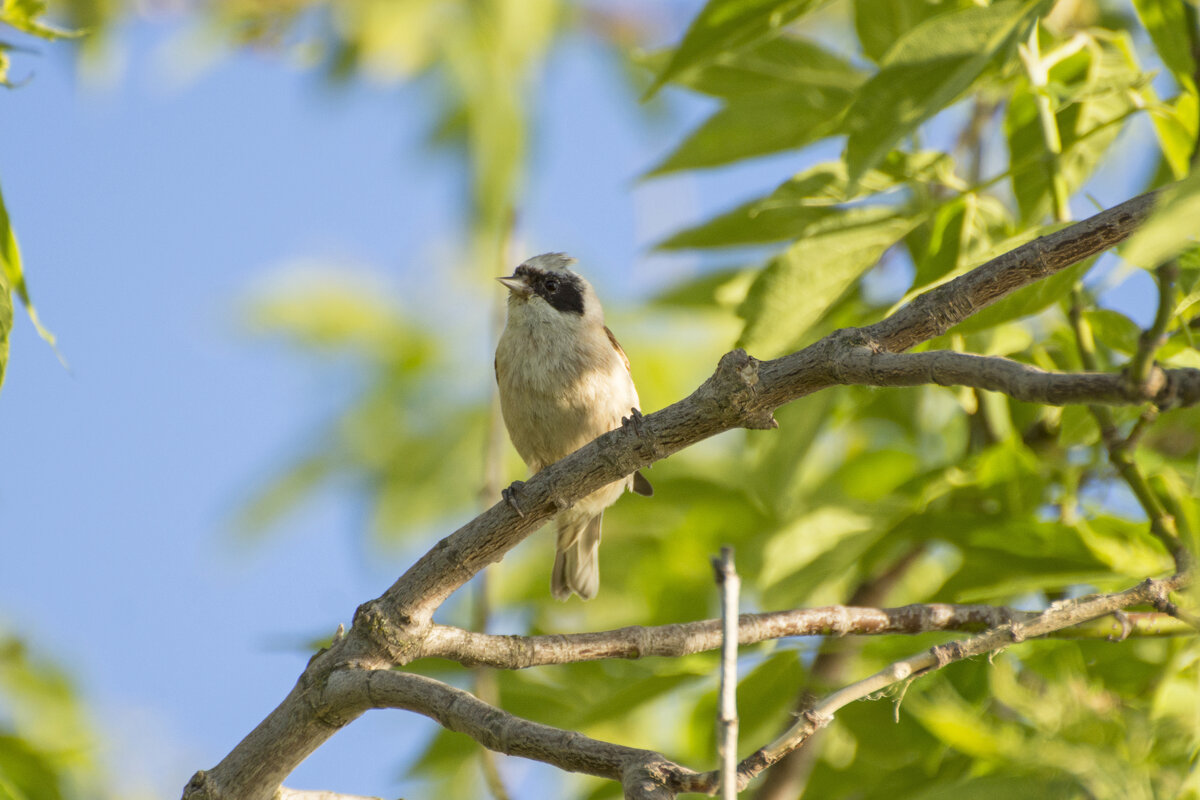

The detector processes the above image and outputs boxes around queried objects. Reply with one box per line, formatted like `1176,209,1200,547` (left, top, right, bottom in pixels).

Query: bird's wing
604,325,632,375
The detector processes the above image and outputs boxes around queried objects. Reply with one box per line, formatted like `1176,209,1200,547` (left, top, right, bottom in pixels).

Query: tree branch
182,189,1170,800
1069,292,1189,572
830,348,1200,408
1128,261,1179,388
421,604,1033,668
321,581,1190,800
684,573,1191,794
277,790,383,800
713,547,740,800
327,670,696,789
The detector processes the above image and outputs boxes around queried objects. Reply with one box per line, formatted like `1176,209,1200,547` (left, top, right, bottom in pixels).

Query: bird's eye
544,277,559,293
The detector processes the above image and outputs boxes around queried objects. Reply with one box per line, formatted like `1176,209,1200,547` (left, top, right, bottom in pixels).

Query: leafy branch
181,187,1196,800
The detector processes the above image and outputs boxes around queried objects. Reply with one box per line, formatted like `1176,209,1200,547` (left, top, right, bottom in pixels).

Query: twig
1069,291,1189,571
1127,261,1179,389
713,547,740,800
754,547,926,800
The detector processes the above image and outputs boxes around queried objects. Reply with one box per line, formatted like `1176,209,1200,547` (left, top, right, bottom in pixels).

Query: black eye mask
517,267,585,316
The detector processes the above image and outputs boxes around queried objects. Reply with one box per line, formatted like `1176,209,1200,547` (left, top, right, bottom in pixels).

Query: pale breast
496,317,639,471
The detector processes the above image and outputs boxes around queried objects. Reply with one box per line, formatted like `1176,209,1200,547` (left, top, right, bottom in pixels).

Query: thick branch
183,189,1169,800
856,190,1159,353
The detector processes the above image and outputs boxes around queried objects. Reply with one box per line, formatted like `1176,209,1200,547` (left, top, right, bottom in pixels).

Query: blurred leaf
240,279,490,541
1131,0,1197,93
408,726,478,779
0,176,57,362
852,0,949,64
908,192,1013,287
737,213,917,356
0,634,103,799
644,0,828,98
1148,90,1199,179
1076,515,1172,578
734,651,805,751
234,454,333,537
0,0,84,41
758,505,878,589
0,259,10,392
1124,170,1200,269
1083,309,1141,355
651,266,755,311
0,735,62,800
844,0,1043,181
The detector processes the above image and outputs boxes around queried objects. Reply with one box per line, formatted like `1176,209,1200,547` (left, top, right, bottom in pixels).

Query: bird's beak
497,275,532,296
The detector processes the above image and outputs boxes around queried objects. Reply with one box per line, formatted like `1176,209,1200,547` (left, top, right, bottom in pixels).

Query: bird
494,252,653,600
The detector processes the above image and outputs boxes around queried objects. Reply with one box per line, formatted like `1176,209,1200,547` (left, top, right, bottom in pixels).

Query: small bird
495,253,653,600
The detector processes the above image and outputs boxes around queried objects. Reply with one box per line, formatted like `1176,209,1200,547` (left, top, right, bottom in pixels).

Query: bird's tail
552,513,603,601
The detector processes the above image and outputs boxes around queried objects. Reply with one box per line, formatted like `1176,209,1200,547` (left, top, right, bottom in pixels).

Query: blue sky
0,9,1165,799
0,15,792,798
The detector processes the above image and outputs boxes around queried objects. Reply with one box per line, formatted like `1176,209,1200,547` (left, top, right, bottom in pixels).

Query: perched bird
495,253,653,600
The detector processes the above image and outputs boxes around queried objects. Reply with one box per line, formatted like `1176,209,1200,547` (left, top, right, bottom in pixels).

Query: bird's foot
621,407,646,435
502,480,528,518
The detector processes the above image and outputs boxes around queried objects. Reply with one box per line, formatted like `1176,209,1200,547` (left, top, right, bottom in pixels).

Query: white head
496,253,603,326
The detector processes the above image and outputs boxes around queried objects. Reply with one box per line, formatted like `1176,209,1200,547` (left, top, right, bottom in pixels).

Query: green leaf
852,0,947,64
658,152,948,249
908,193,1012,288
0,0,84,41
644,0,828,98
650,266,755,310
1147,90,1199,180
0,176,58,362
1124,170,1200,269
654,35,866,99
737,213,917,356
0,263,10,393
0,735,62,800
1131,0,1197,93
646,88,847,174
1082,309,1141,355
844,0,1043,181
1006,32,1145,224
645,37,864,173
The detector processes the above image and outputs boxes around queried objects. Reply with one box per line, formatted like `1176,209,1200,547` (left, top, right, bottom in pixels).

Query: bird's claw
502,480,527,518
621,407,645,435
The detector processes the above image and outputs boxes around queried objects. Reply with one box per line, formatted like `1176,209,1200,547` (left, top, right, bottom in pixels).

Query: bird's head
497,253,595,319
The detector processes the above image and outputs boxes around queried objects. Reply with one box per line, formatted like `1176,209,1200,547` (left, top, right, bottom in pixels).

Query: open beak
497,275,532,297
